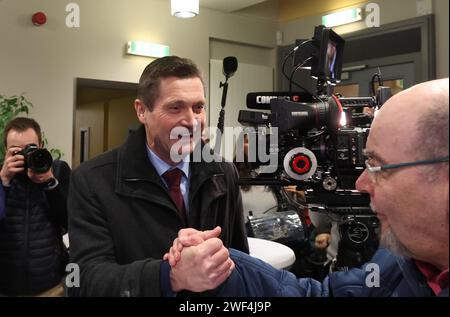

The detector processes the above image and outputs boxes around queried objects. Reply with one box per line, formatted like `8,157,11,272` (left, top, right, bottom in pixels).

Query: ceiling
200,0,271,13
176,0,369,21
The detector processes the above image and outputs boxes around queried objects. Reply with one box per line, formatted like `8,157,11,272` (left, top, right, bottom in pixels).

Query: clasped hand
164,226,235,293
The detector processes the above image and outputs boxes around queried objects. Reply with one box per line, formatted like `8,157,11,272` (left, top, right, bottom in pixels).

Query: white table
247,237,296,270
63,234,296,270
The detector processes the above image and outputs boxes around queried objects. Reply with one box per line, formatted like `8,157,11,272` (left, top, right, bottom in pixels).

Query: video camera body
238,25,391,198
238,25,392,271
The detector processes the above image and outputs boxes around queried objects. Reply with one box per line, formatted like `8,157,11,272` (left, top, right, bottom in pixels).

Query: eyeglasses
364,156,449,183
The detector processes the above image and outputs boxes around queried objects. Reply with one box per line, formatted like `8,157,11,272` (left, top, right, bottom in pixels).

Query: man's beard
380,228,415,259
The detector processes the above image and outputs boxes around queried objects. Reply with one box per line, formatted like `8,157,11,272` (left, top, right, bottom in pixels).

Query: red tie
162,168,186,221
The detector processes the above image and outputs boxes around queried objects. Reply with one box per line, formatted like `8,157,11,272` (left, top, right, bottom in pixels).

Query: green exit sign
126,41,170,58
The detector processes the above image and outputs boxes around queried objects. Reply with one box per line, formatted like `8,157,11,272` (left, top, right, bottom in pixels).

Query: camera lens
28,149,53,174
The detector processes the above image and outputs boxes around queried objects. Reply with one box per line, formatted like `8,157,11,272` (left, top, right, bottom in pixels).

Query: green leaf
0,94,39,162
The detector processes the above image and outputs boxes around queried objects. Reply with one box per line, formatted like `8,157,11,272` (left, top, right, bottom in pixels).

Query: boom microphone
223,56,238,79
246,92,314,110
217,56,238,147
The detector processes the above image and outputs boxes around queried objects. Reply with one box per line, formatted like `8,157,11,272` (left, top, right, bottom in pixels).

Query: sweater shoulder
73,148,118,176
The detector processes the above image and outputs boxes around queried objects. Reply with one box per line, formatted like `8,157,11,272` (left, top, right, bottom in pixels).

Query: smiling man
164,78,449,297
67,56,248,297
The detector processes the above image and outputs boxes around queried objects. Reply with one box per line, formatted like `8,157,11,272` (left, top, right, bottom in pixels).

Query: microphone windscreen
223,56,238,77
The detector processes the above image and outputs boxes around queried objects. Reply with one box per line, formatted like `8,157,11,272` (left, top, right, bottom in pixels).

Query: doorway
335,62,414,97
73,79,139,168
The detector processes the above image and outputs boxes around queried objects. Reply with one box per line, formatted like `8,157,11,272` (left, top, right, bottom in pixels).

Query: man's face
356,92,448,264
135,76,206,165
356,122,416,259
6,128,40,153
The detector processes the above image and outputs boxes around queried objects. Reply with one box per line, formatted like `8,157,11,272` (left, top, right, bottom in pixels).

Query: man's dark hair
3,117,42,148
137,55,204,110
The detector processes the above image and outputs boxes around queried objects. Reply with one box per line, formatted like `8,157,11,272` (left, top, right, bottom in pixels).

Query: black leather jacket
68,125,249,296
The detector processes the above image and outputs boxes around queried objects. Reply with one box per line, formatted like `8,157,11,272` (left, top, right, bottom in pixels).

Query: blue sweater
214,248,444,297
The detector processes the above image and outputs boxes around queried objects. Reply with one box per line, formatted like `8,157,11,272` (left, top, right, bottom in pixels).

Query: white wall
0,0,277,165
209,59,273,161
278,0,449,78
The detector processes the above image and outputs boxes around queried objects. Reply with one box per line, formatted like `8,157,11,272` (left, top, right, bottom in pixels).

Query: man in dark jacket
164,78,449,297
0,183,4,220
0,117,70,296
67,56,249,296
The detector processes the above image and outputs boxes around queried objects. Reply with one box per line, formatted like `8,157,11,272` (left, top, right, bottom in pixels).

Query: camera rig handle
216,57,238,148
217,80,228,137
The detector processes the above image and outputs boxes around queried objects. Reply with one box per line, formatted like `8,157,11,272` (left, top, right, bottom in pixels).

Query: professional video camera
239,25,391,197
16,144,53,174
238,25,392,271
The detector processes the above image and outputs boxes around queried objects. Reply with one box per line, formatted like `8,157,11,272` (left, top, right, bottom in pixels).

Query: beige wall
278,0,449,78
210,39,274,67
434,0,449,79
0,0,277,166
1,0,447,168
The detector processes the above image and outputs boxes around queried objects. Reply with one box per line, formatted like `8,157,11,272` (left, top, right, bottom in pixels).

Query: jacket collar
117,125,226,190
117,125,161,183
189,143,226,195
396,256,435,296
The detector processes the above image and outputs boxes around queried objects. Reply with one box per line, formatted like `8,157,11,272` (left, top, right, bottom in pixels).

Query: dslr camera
17,144,53,174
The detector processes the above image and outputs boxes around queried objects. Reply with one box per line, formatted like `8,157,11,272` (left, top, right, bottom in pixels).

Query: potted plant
0,94,63,162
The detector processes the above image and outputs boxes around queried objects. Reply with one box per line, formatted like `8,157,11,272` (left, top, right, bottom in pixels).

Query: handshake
163,227,235,293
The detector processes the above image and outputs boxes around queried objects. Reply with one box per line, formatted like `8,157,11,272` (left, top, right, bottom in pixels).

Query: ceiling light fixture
171,0,199,18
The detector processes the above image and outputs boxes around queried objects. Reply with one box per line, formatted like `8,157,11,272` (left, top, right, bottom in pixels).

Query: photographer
309,211,336,269
0,183,4,220
0,117,71,296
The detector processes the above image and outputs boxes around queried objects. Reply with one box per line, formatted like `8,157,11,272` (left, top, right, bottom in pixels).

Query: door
335,63,415,97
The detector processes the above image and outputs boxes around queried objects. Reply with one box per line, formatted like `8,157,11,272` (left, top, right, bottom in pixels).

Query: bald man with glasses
162,78,449,297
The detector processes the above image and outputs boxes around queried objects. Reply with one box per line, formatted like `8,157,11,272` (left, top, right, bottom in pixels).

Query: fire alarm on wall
32,12,47,26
